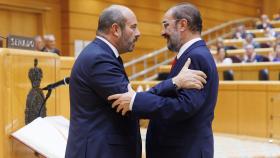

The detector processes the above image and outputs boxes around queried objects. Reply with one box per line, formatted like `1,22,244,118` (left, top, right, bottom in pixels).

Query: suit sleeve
146,79,177,97
132,52,210,120
133,86,207,120
88,55,129,102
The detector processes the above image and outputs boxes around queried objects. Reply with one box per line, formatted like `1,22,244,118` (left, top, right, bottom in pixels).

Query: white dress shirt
96,36,119,58
129,37,202,110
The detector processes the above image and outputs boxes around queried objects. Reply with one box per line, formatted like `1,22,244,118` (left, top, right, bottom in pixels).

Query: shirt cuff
129,93,137,110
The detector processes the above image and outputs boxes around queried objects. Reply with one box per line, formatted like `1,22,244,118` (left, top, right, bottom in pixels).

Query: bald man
65,4,207,158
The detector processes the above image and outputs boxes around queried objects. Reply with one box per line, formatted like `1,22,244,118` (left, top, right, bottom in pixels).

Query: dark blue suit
133,40,219,158
65,38,141,158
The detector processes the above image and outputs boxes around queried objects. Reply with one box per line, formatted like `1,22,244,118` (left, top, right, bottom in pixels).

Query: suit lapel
94,38,129,81
168,40,206,78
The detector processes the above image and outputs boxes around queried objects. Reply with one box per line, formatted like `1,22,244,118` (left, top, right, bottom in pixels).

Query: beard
166,32,181,52
120,34,137,53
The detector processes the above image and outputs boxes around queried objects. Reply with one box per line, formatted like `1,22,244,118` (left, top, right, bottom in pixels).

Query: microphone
42,77,70,90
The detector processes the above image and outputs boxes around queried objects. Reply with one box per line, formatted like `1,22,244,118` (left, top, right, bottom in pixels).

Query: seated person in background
215,47,232,64
244,33,260,48
216,37,224,48
243,44,268,63
274,13,280,21
275,33,280,45
233,24,246,39
256,14,273,29
270,44,280,62
42,34,61,55
34,35,44,51
259,27,275,48
263,27,276,38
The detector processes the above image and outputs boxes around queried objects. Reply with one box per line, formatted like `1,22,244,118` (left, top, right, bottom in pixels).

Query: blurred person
233,24,246,39
256,14,273,29
42,34,60,55
34,35,44,51
244,33,260,48
215,47,232,64
274,13,280,21
271,44,280,62
275,33,280,45
263,27,276,38
243,44,267,63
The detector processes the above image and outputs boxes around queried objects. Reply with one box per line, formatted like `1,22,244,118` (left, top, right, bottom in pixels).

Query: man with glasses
109,3,218,158
66,4,207,158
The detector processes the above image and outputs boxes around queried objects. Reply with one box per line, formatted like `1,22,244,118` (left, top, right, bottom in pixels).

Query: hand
172,58,207,90
107,84,136,116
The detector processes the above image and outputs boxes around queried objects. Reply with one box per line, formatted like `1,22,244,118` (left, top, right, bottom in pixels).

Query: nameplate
7,35,35,50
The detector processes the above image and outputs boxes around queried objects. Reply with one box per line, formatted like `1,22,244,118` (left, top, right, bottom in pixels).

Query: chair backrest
223,70,234,80
259,69,269,80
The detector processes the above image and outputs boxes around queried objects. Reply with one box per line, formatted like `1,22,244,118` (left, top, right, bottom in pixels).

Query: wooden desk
211,48,273,56
223,37,275,47
246,28,280,37
0,48,59,158
159,62,280,81
130,81,280,139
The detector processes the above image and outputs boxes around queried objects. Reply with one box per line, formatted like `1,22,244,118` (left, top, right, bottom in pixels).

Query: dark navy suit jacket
65,38,141,158
133,40,219,158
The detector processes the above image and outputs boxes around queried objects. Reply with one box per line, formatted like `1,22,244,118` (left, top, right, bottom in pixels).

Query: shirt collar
96,36,119,58
177,37,201,59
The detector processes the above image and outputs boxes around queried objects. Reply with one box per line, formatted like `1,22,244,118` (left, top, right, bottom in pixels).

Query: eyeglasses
162,19,181,29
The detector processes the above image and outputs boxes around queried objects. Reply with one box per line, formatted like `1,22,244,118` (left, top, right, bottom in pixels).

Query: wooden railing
125,18,258,80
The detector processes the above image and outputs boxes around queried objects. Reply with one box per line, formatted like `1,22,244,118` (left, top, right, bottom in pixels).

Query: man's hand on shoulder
107,84,135,116
172,58,207,90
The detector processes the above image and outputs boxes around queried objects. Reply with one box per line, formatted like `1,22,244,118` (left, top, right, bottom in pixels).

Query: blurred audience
34,35,44,51
233,24,246,39
270,44,280,62
215,47,232,64
42,34,60,55
275,33,280,45
243,33,260,48
256,14,273,29
263,27,276,38
243,44,268,63
274,13,280,21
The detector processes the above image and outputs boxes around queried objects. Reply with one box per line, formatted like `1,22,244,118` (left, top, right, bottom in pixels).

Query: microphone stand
37,89,52,118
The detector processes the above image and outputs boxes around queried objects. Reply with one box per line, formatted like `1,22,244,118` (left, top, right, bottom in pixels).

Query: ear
179,19,188,31
111,23,121,37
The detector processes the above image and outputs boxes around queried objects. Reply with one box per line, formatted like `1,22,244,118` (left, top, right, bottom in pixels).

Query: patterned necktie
117,56,129,80
170,57,177,71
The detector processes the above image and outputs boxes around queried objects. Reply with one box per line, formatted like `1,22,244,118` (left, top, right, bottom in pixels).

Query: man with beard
66,4,207,158
109,3,219,158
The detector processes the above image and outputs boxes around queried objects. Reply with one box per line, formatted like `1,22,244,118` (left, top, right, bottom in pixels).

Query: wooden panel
268,91,280,139
0,0,61,54
238,84,267,137
62,0,261,56
0,51,4,158
213,84,238,133
0,49,59,158
58,57,75,119
192,0,259,17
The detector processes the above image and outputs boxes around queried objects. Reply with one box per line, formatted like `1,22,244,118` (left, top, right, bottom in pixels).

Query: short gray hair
97,5,126,34
170,3,202,33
